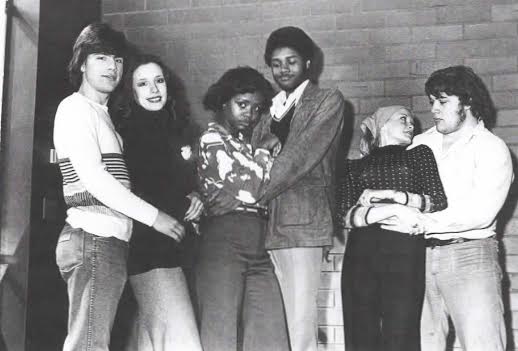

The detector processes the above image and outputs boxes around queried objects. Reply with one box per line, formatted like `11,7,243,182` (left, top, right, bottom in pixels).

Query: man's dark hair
264,26,315,67
203,66,274,113
68,22,128,89
425,65,496,127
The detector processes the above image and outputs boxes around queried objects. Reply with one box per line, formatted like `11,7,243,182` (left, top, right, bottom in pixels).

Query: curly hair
264,26,315,67
109,53,193,138
68,22,128,89
203,66,274,113
425,65,496,128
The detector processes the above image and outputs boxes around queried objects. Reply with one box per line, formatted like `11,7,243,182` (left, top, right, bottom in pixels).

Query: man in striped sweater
53,23,184,351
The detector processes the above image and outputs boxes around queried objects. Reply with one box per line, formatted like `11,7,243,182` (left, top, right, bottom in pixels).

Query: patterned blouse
197,122,273,205
336,144,447,228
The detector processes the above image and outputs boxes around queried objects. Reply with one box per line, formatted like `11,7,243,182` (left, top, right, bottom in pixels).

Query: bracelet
403,191,409,206
364,206,373,226
419,194,426,212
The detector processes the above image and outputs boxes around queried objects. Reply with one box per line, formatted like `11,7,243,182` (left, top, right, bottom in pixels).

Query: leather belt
425,237,474,249
233,205,269,219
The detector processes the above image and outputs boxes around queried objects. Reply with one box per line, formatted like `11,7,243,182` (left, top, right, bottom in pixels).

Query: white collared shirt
411,121,513,239
270,79,310,121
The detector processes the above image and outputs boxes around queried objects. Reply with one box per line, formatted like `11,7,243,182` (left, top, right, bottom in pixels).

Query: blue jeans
421,237,506,351
195,213,289,351
56,224,128,351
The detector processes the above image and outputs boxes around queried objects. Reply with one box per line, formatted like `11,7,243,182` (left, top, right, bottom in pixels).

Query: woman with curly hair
111,53,202,351
195,66,289,351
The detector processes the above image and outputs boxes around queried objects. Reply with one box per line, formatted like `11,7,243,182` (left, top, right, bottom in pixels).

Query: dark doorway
26,2,100,350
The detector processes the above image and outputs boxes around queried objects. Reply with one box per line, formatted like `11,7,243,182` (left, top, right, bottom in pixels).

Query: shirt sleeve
54,101,159,226
424,137,513,234
411,145,448,212
197,131,272,204
336,159,364,228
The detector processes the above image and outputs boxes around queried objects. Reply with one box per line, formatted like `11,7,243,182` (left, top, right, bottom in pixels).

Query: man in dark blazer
252,26,346,351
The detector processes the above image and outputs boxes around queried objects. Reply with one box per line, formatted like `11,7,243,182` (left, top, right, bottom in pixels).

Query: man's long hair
67,22,127,89
425,65,496,128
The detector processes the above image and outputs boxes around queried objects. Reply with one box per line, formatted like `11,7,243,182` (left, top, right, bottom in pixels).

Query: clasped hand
151,192,205,242
152,211,186,242
257,134,281,156
185,192,204,222
378,204,426,235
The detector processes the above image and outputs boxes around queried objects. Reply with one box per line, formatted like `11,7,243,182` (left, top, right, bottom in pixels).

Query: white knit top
53,93,158,241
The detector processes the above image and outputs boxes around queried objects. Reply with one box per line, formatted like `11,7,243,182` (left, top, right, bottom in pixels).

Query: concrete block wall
103,0,518,349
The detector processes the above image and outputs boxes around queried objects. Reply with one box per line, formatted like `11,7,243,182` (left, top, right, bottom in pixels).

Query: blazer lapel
252,82,321,147
289,82,320,137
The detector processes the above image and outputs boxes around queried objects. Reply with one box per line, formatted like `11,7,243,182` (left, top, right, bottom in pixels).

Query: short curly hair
68,22,128,89
425,65,496,127
203,66,274,112
264,26,315,67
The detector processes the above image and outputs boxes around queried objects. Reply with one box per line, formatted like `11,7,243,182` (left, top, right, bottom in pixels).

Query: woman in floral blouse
195,66,289,351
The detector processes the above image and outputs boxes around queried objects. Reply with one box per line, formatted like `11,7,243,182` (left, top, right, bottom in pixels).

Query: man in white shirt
383,65,513,351
53,23,184,351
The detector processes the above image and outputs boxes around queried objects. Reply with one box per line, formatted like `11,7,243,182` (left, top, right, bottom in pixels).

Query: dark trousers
195,212,289,351
341,227,425,351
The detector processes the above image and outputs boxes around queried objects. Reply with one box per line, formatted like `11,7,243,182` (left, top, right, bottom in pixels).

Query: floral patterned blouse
197,122,273,205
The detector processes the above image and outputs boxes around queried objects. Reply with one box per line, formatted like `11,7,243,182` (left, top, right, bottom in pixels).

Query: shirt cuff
254,148,271,157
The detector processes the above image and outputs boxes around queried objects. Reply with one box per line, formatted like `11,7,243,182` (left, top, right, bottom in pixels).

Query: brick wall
102,1,518,349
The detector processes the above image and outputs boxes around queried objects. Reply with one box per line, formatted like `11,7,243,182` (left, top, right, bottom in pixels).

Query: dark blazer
252,82,345,249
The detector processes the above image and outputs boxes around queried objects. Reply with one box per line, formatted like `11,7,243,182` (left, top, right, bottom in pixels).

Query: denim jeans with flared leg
195,212,289,351
56,224,128,351
421,237,506,351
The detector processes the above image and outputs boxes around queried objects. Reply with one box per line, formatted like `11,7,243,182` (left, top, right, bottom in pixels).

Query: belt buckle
236,205,268,219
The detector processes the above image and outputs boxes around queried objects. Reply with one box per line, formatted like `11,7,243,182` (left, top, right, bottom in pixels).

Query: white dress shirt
411,121,513,240
270,79,310,121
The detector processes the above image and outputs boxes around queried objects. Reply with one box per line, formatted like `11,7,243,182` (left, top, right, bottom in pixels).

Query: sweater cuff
141,206,159,227
344,205,371,228
407,193,432,212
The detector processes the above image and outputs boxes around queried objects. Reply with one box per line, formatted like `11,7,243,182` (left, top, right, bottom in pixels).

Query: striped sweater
53,93,158,241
